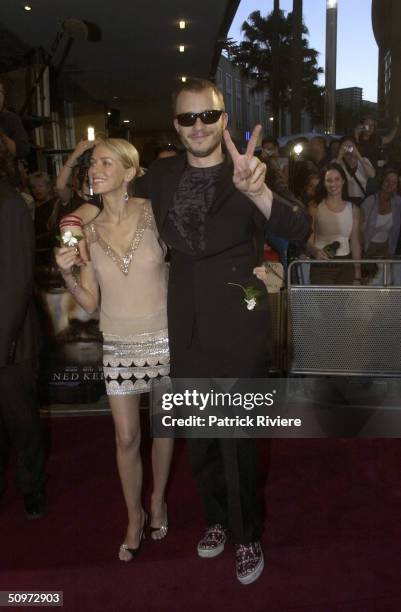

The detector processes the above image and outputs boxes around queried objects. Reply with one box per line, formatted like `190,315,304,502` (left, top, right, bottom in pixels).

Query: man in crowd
307,136,330,175
0,137,46,519
355,114,399,170
155,142,178,160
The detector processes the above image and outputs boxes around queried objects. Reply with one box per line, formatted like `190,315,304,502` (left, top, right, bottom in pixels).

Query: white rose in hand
62,231,79,247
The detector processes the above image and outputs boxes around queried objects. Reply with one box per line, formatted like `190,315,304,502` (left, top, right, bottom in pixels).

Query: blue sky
229,0,378,102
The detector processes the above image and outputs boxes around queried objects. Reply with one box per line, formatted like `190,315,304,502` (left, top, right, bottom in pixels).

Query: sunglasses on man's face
175,109,224,127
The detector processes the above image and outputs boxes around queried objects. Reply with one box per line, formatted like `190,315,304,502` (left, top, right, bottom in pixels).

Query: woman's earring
124,191,129,202
88,177,94,197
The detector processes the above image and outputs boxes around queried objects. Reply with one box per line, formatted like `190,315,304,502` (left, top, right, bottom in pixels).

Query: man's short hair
155,142,178,156
262,137,279,148
172,78,225,115
339,134,357,146
381,166,399,181
310,136,326,148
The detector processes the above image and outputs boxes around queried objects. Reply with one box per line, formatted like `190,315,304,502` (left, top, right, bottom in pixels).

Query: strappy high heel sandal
119,512,148,561
150,503,168,541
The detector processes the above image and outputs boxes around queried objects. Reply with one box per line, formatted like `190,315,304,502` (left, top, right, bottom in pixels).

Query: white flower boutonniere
57,230,84,248
228,283,264,311
245,297,257,311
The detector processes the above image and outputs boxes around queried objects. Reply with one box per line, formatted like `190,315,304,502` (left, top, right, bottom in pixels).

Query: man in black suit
136,78,311,584
0,142,46,518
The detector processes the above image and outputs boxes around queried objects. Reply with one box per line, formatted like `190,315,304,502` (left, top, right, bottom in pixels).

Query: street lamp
291,0,303,134
289,142,304,194
325,0,338,134
272,0,280,137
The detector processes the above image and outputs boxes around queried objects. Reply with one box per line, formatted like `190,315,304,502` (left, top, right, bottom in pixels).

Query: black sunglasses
175,109,224,127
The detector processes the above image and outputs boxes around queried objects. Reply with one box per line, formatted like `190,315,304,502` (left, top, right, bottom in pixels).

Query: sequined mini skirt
103,329,170,396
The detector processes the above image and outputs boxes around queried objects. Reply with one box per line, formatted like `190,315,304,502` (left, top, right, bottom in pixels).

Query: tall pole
325,0,338,134
272,0,280,137
291,0,303,134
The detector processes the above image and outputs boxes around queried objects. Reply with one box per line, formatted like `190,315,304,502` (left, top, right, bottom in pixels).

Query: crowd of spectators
1,108,401,293
260,114,401,285
2,110,401,293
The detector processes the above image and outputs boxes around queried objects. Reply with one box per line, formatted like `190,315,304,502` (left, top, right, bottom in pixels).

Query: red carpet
1,415,401,612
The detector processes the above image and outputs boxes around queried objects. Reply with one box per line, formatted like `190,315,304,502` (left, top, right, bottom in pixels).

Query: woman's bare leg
109,393,145,560
150,437,174,537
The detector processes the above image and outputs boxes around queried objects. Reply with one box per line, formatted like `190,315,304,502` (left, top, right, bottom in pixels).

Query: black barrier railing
286,259,401,377
288,257,401,288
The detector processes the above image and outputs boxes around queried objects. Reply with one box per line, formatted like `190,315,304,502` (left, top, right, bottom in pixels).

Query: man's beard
181,130,222,158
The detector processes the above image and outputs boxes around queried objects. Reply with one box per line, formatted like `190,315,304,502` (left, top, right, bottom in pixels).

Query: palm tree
230,9,324,134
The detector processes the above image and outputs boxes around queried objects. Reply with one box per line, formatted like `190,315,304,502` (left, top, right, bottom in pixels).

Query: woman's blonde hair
95,138,144,179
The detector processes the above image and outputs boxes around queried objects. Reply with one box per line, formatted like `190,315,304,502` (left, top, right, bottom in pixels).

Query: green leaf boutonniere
228,283,264,311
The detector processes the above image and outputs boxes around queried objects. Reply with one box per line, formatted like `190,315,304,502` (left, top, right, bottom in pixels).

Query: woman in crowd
335,136,376,205
361,168,401,284
55,138,173,561
48,141,102,341
308,163,362,285
260,137,289,184
56,139,101,214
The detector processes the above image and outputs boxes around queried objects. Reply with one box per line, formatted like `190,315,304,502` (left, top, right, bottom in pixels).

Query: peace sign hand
223,124,267,198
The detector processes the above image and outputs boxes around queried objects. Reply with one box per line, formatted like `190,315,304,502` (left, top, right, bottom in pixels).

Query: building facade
336,87,363,114
216,53,314,149
215,54,273,149
372,0,401,121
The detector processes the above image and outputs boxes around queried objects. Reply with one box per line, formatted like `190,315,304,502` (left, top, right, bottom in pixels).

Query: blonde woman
55,138,172,561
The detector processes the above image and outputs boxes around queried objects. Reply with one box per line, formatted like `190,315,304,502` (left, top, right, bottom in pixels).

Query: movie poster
35,264,105,406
